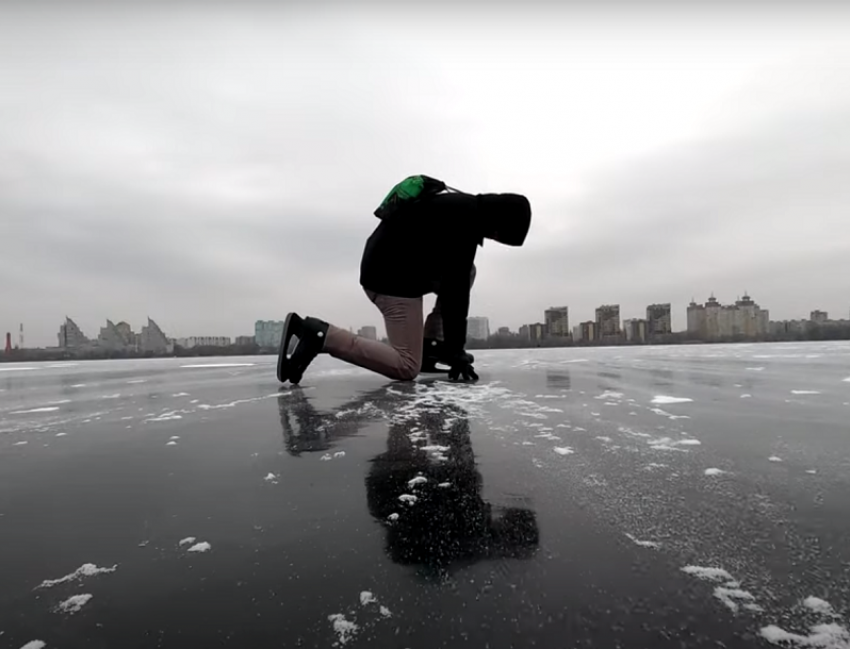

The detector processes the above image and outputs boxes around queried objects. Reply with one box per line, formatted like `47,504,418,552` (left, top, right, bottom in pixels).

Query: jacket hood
477,193,532,247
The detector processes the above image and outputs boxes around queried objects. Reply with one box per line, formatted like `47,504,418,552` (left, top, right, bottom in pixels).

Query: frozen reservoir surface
1,341,850,648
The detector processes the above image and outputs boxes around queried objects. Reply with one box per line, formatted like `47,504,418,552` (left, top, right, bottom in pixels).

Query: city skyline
2,4,850,349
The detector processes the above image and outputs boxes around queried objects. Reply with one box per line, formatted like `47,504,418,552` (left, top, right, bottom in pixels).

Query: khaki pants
324,267,476,381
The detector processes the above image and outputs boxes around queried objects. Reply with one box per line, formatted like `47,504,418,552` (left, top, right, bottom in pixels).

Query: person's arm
438,237,478,357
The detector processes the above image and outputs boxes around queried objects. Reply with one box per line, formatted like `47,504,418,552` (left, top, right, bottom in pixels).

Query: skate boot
277,313,329,384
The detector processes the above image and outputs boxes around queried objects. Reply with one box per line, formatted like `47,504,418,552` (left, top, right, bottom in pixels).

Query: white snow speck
408,476,428,488
178,537,196,546
553,446,574,456
0,366,38,372
760,623,850,647
806,469,818,475
333,451,346,458
387,513,399,521
398,494,418,504
147,413,182,422
651,395,693,405
438,482,451,488
55,433,67,437
187,542,211,553
746,367,765,371
769,456,783,463
379,605,392,617
704,468,726,476
172,392,190,397
328,614,358,645
596,436,612,443
681,566,734,582
11,407,60,414
320,454,332,461
166,441,177,446
19,641,46,649
803,596,835,615
714,587,756,612
625,533,661,549
792,390,821,395
55,593,92,615
420,445,449,453
264,473,279,483
360,591,376,606
13,441,28,446
37,563,117,589
127,379,146,384
741,394,752,399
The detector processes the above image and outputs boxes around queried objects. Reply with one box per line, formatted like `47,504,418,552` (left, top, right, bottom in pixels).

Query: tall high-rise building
579,321,597,342
358,326,378,340
624,318,648,343
687,294,769,340
58,317,90,349
140,318,171,353
496,326,511,336
544,306,570,337
467,317,490,341
595,305,621,340
99,319,134,350
646,303,672,337
255,320,285,349
518,324,530,340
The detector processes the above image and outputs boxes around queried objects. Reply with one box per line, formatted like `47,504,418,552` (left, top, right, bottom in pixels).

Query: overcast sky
2,2,850,346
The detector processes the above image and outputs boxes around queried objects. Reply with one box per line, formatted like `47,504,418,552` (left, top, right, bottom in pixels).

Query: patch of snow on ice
746,367,765,371
741,394,752,399
55,594,92,615
55,433,67,437
333,451,345,458
438,482,451,488
0,366,38,372
380,606,392,617
146,412,183,422
807,469,818,475
714,587,756,613
328,614,358,645
187,542,211,553
399,494,417,504
681,566,734,582
596,391,624,400
360,591,376,606
127,379,147,384
320,454,332,461
596,436,612,443
420,445,450,453
172,392,190,397
705,468,726,476
553,447,574,456
625,533,660,549
408,476,427,488
760,623,850,648
11,407,60,414
804,597,835,616
178,537,196,547
13,441,28,446
264,473,279,483
387,513,399,521
37,563,117,589
20,641,47,649
651,395,693,405
769,456,783,462
792,390,821,395
166,441,177,446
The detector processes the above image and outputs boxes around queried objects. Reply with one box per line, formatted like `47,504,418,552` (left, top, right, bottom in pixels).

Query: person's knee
393,356,421,381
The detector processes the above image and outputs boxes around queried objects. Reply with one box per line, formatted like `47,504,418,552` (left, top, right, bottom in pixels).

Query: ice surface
10,407,60,414
360,591,376,605
178,537,196,546
651,395,694,404
681,566,734,582
843,377,850,383
760,623,850,648
746,367,765,371
553,447,574,455
596,436,613,443
37,563,117,589
625,533,660,549
0,366,37,372
181,363,256,368
328,614,358,645
804,597,835,615
56,593,92,615
705,468,726,476
188,542,211,552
